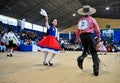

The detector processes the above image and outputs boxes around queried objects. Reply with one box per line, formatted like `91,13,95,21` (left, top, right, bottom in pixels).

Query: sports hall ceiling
0,0,120,31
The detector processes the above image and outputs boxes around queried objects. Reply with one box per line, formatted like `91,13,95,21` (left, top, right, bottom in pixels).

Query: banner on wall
69,31,71,40
21,19,25,29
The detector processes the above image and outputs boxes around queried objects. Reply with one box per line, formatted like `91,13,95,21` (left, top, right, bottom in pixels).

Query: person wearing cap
76,5,101,76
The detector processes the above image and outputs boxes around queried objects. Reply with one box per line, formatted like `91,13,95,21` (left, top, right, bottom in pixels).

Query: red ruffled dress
38,25,60,54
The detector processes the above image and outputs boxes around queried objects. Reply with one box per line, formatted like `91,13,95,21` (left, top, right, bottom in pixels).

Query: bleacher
0,20,120,52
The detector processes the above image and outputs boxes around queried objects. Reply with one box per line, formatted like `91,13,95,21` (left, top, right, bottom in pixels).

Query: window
0,14,18,26
33,24,43,32
7,17,18,26
24,22,32,29
0,14,8,24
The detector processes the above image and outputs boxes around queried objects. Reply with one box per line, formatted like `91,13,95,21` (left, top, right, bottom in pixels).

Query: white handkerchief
40,9,48,17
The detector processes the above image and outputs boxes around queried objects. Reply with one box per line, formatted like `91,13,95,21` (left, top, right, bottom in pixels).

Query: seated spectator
97,40,107,55
28,39,32,45
23,39,28,45
107,44,112,52
111,44,118,52
60,39,65,53
0,40,6,52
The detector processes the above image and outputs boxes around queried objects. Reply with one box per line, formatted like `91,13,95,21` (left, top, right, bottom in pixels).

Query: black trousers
80,33,99,70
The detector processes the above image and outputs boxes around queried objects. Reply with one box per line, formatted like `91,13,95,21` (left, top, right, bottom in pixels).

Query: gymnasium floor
0,51,120,83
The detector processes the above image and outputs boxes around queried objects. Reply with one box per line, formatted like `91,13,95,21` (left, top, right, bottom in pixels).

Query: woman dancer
38,9,60,66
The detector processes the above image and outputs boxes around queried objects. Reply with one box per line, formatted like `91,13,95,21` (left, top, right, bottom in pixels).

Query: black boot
77,56,83,69
93,65,99,76
93,68,99,76
91,53,99,76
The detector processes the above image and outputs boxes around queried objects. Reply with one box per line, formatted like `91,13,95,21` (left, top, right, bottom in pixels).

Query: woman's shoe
49,61,53,66
10,54,13,57
43,61,48,66
7,54,9,57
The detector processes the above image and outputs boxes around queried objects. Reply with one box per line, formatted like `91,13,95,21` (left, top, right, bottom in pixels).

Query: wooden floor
0,51,120,83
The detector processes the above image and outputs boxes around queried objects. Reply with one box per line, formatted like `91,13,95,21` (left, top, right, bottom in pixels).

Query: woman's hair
8,27,13,32
49,18,57,26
